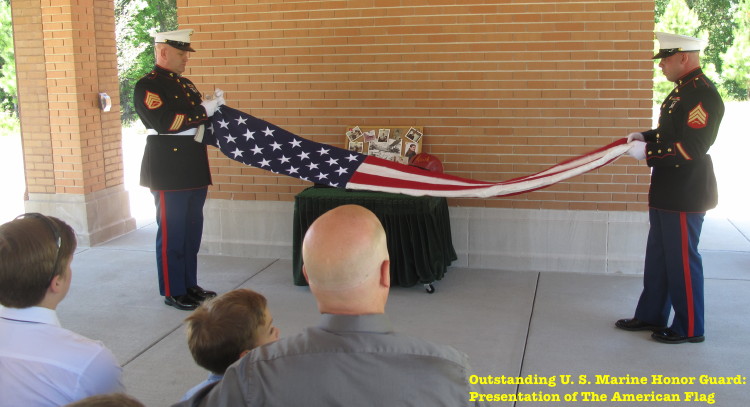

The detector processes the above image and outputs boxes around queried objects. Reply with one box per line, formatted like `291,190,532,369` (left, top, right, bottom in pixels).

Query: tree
685,0,739,74
721,0,750,99
655,0,749,101
656,0,739,74
115,0,176,124
0,0,17,114
654,0,704,102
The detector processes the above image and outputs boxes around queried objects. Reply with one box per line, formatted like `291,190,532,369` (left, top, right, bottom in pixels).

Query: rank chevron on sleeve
687,103,709,129
144,91,163,110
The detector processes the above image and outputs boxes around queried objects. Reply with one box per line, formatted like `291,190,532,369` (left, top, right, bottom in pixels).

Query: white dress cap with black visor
652,32,707,59
152,29,196,52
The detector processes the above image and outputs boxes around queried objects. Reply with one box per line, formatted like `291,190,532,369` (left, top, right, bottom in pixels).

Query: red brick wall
12,0,123,196
183,0,654,211
12,0,53,194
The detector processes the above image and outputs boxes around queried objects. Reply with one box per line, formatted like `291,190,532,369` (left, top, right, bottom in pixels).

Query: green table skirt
292,187,457,287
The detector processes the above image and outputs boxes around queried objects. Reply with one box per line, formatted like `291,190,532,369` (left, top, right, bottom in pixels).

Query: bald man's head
302,205,390,314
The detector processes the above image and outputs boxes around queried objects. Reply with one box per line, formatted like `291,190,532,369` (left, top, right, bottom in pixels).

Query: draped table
292,187,457,292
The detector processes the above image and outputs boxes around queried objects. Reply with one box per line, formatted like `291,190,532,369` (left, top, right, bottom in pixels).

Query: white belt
146,128,197,136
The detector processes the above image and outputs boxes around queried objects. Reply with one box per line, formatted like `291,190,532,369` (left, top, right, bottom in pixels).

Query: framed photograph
363,129,377,143
348,141,364,153
344,125,423,160
346,126,364,142
404,142,419,160
405,127,423,143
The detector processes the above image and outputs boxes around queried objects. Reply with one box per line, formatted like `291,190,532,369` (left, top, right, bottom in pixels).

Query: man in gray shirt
174,204,486,406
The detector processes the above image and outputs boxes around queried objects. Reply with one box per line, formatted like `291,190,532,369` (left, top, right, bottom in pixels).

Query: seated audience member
181,288,279,400
175,204,487,406
0,213,124,407
63,393,144,407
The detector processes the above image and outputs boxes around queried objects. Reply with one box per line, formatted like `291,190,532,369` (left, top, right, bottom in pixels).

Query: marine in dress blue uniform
617,33,724,344
133,29,221,310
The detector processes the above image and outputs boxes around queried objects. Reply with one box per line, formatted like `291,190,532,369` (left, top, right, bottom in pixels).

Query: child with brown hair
181,288,278,400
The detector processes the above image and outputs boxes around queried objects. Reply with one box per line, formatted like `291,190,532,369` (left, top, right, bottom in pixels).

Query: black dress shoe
164,295,200,311
615,318,667,332
651,328,705,344
187,285,217,302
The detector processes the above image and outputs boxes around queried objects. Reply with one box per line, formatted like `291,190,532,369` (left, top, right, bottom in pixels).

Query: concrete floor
42,212,749,407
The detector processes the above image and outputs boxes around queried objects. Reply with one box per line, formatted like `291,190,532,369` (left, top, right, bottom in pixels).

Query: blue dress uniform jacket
134,65,212,191
641,68,724,212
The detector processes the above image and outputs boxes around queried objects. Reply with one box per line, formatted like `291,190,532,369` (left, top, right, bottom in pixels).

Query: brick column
12,0,134,246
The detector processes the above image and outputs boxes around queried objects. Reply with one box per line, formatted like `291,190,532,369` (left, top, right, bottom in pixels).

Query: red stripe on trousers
159,191,171,297
680,212,695,337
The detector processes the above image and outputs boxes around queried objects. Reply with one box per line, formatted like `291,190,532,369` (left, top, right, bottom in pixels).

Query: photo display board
345,126,423,165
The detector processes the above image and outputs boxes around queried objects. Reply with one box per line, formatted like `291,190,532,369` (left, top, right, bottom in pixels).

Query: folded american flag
203,105,632,198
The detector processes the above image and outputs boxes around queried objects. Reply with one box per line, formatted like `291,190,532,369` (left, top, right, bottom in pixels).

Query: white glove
627,140,647,160
214,88,224,99
627,132,644,142
201,98,220,117
215,95,226,107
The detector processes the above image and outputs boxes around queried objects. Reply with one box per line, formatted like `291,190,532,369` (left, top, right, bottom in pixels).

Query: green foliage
0,0,17,116
115,0,177,124
654,0,704,102
654,0,749,102
655,0,670,18
0,112,19,136
720,0,750,99
685,0,738,74
655,0,702,34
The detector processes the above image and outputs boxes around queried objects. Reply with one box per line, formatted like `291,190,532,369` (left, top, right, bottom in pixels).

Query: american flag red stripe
205,105,632,198
345,139,630,198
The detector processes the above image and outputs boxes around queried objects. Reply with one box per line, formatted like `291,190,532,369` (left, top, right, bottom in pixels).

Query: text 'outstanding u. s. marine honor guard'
133,29,225,310
618,32,725,344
